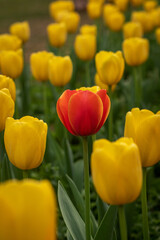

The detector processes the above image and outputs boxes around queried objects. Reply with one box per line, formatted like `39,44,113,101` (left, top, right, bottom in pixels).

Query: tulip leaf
67,230,74,240
94,205,118,240
58,181,85,240
66,175,98,237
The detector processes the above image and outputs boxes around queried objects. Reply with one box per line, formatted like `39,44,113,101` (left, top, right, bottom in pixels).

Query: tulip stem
118,205,128,240
141,168,150,240
85,61,91,87
43,82,48,123
108,87,113,141
82,136,91,240
133,66,142,107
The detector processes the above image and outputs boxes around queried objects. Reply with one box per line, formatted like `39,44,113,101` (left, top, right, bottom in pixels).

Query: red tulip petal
68,91,103,136
56,90,77,135
96,89,111,131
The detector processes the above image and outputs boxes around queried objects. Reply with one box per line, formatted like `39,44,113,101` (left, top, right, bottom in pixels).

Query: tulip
130,0,144,6
30,51,54,82
74,34,96,61
114,0,128,12
95,73,116,91
122,37,149,66
123,22,143,39
87,2,102,19
0,88,15,132
95,50,124,86
0,179,56,240
124,108,160,167
9,21,30,43
91,137,142,205
49,0,74,20
132,11,154,33
56,86,110,136
80,24,97,36
48,56,73,87
47,22,67,48
4,116,48,170
144,0,157,11
0,34,22,51
151,8,160,27
105,11,125,31
103,4,119,26
57,11,80,33
155,27,160,44
0,75,16,101
0,49,23,79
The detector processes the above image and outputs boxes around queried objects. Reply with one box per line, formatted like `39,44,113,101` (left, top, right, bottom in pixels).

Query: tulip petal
68,91,103,136
56,90,77,135
96,89,110,131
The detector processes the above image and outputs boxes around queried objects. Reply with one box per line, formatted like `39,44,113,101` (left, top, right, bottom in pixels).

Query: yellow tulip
123,22,143,39
9,21,30,43
95,73,116,91
105,11,125,31
0,49,23,79
80,24,97,36
144,0,157,11
95,51,124,86
103,4,119,25
0,88,15,132
0,179,56,240
150,8,160,27
130,0,144,6
48,56,73,87
0,34,22,51
114,0,128,12
49,0,74,20
30,51,54,82
47,22,67,47
155,27,160,44
132,11,154,32
4,116,48,170
74,34,96,61
91,137,142,205
124,108,160,167
87,2,102,19
89,0,105,4
122,37,149,66
0,75,16,101
57,11,80,33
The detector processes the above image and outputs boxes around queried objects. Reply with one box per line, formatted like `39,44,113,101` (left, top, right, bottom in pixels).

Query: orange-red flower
56,87,110,136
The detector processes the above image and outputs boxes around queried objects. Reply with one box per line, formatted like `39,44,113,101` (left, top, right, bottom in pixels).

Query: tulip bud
114,0,128,12
95,73,116,91
0,88,15,132
0,179,57,240
30,51,54,82
49,0,74,20
105,11,125,31
122,37,149,66
57,11,80,33
95,50,124,86
123,22,143,39
155,27,160,44
56,86,110,136
80,24,97,36
0,49,23,79
0,34,22,51
74,34,96,61
87,2,102,19
0,75,16,101
48,56,73,87
124,108,160,167
4,116,48,170
47,22,67,48
91,137,142,205
144,0,157,11
132,11,154,32
9,21,30,43
103,4,119,25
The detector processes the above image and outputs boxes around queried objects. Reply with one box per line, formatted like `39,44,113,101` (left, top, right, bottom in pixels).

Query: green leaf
94,205,117,240
58,181,85,240
67,230,74,240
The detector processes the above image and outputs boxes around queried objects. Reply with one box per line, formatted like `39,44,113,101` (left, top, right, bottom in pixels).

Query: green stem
82,136,91,240
118,205,128,240
23,170,29,179
141,168,150,240
85,61,91,87
133,66,142,107
108,87,113,141
43,82,48,123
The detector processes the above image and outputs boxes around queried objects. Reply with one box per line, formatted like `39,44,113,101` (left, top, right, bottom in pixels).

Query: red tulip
56,87,110,136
